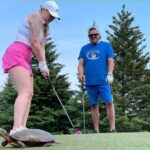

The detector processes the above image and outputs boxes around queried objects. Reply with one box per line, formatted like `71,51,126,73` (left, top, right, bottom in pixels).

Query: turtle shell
11,129,54,143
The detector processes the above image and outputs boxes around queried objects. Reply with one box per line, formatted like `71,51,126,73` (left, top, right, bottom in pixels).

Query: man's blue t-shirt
78,41,114,85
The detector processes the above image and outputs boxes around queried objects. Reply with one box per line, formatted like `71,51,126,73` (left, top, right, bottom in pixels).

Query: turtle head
0,128,8,137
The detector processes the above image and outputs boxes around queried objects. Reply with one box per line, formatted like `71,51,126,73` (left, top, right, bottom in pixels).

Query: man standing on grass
78,26,116,133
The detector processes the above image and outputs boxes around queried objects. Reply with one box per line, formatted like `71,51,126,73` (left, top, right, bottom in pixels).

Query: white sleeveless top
16,17,44,47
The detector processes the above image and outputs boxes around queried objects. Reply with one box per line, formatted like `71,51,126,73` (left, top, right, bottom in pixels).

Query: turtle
0,128,57,148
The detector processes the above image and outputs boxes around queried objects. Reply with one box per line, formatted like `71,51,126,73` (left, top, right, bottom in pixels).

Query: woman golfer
2,0,60,134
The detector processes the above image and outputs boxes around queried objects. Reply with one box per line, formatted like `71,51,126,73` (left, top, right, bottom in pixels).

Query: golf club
81,82,86,134
47,78,75,130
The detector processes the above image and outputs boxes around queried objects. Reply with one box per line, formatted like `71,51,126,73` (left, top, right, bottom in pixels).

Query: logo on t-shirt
87,50,100,60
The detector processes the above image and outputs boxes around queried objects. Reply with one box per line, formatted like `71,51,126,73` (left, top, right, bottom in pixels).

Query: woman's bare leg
9,66,33,132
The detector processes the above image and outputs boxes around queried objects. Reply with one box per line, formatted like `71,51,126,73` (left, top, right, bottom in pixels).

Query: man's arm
108,58,114,73
78,59,84,83
106,58,114,84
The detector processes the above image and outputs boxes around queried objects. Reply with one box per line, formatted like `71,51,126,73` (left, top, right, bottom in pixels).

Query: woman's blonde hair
44,23,49,38
40,7,49,38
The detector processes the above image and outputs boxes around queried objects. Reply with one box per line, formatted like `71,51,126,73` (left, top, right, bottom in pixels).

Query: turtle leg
16,140,26,148
1,140,8,147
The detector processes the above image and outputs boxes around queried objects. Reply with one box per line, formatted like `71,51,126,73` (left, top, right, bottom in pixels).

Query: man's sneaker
109,129,116,133
93,129,100,133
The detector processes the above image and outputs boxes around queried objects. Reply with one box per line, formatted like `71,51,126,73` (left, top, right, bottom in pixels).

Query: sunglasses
88,33,99,38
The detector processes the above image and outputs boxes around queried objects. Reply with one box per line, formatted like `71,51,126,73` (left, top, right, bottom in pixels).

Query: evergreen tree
0,38,73,133
106,5,150,131
0,80,16,130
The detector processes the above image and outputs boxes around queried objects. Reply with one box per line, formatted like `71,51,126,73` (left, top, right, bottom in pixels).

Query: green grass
0,132,150,150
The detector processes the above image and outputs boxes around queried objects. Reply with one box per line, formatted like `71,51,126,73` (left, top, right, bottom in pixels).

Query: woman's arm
28,13,46,62
28,13,49,77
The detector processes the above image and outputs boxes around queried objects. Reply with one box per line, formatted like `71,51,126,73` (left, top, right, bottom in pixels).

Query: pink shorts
2,41,33,76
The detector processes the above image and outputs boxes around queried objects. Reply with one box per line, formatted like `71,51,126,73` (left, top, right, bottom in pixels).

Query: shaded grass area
0,132,150,150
